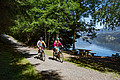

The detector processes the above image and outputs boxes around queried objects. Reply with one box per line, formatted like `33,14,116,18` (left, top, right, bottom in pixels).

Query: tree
65,0,101,50
95,0,120,29
0,0,19,34
8,0,102,50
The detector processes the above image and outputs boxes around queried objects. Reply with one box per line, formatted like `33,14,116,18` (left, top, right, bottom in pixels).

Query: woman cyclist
54,38,63,54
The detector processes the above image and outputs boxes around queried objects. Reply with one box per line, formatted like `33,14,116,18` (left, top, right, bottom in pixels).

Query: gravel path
2,35,118,80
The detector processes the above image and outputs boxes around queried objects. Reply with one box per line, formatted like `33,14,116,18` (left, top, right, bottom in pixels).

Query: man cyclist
54,38,63,54
37,37,46,55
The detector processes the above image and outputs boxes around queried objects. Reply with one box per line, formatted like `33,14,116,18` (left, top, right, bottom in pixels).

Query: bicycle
38,49,45,61
53,48,64,63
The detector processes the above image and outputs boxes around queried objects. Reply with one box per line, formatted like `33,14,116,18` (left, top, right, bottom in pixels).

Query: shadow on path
37,70,63,80
48,57,60,62
1,35,26,47
18,49,37,58
2,35,38,58
0,35,63,80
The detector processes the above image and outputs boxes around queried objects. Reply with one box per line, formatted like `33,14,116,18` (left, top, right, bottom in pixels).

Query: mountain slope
95,29,120,44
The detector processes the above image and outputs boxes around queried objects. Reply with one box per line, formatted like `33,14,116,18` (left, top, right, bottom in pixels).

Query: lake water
75,38,120,57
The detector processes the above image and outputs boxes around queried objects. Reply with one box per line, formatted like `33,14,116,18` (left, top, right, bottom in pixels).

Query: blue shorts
54,47,59,52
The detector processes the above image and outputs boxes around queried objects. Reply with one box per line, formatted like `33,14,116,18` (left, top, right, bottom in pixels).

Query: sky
83,15,104,29
82,0,109,29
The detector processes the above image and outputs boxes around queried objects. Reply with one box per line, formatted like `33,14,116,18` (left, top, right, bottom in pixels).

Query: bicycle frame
38,49,45,61
53,48,64,63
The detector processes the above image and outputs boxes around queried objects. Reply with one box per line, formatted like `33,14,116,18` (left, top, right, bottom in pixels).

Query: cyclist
37,37,46,55
54,38,63,54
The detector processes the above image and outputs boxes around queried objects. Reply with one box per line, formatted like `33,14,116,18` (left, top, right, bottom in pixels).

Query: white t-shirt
37,40,45,47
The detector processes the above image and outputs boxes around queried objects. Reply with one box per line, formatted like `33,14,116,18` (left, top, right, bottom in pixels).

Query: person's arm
37,41,39,47
43,41,46,47
44,43,46,48
59,41,63,47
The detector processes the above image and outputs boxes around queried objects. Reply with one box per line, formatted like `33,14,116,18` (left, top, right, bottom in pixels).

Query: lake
75,38,120,57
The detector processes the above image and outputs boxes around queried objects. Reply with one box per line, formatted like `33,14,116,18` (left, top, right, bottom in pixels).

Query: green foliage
95,0,120,29
0,38,42,80
1,0,118,49
65,57,120,75
7,0,101,49
0,0,17,34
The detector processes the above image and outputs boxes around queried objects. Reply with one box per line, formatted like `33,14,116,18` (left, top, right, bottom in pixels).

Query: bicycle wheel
42,52,45,61
59,52,64,63
38,53,41,59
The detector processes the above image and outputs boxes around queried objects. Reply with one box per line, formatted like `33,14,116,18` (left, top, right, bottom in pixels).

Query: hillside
95,28,120,44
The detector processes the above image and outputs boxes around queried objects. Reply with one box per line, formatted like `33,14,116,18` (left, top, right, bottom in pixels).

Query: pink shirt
54,40,63,47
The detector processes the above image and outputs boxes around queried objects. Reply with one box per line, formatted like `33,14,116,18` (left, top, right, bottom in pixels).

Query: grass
0,37,42,80
44,50,53,56
64,57,120,79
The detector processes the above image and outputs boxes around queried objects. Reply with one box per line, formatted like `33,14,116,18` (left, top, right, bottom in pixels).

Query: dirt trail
2,35,117,80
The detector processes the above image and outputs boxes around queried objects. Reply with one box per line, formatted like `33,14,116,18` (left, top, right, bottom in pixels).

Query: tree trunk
48,32,50,49
44,25,47,43
72,10,78,50
27,32,31,44
73,27,76,50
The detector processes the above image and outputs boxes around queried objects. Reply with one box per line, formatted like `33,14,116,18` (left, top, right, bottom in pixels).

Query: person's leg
54,46,57,53
40,46,44,56
41,47,44,52
41,47,44,56
55,48,57,54
38,46,43,56
57,47,59,56
57,47,59,53
38,47,41,55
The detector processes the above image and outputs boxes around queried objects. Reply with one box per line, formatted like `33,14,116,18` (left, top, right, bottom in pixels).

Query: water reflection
75,38,120,57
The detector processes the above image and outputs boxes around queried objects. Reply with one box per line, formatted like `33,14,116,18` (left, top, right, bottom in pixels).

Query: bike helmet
56,38,59,40
40,37,43,39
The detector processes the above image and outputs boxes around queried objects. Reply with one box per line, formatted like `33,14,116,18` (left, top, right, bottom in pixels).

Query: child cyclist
37,37,46,55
